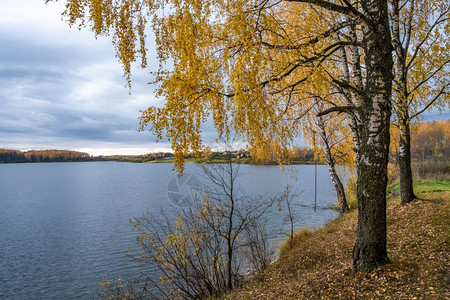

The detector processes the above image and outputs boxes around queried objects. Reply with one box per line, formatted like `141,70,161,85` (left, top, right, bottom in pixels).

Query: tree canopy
48,0,396,272
47,0,372,169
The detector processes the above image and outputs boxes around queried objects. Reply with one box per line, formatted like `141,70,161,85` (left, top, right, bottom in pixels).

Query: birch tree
303,102,353,214
48,0,394,272
389,0,449,205
315,113,352,214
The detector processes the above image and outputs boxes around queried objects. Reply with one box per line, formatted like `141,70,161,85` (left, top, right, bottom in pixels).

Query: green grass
413,180,450,193
387,180,450,195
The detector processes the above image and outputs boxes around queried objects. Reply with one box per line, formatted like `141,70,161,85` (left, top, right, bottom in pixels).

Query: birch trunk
391,0,416,205
317,117,349,214
398,116,416,204
352,0,393,272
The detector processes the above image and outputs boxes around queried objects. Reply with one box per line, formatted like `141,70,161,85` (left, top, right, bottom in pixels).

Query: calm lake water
0,162,339,299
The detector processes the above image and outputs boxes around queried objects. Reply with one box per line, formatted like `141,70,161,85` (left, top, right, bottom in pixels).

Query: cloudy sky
0,1,447,156
0,0,173,155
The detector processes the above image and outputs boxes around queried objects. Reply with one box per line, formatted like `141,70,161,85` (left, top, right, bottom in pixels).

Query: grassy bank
227,180,449,299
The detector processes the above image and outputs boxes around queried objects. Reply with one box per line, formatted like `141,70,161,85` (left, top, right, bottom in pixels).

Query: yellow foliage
391,0,449,129
411,120,450,159
48,0,351,170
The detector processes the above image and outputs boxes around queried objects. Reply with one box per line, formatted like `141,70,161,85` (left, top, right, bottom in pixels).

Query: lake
0,162,339,299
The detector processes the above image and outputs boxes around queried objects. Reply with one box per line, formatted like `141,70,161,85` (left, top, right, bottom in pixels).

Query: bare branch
317,105,356,116
406,7,449,70
409,58,450,96
283,0,367,21
410,84,449,119
259,20,355,50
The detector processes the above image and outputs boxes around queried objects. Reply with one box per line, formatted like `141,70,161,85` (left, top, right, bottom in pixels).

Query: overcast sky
0,0,173,155
0,1,447,156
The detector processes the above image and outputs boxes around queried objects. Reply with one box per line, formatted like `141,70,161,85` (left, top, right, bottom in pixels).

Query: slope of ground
227,181,450,299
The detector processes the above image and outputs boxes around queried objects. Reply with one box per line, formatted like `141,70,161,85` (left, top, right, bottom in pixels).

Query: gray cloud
0,1,167,155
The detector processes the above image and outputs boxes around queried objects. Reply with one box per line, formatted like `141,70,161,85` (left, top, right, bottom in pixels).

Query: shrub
105,156,280,299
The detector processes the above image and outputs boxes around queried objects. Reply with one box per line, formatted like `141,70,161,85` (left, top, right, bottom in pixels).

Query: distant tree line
0,149,177,163
390,120,450,180
206,146,315,164
400,120,450,180
0,146,318,164
410,120,449,161
0,149,91,163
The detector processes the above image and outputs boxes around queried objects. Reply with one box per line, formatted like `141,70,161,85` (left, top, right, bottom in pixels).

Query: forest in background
0,149,173,163
0,149,91,163
390,120,449,180
1,120,448,168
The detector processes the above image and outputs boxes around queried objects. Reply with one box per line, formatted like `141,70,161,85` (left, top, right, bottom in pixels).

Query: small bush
104,154,281,299
98,276,155,299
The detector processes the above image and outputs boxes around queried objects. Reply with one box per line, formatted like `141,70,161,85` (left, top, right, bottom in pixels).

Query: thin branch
409,58,450,95
410,84,449,119
317,105,356,116
406,8,449,70
404,0,415,52
259,20,355,50
283,0,367,21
